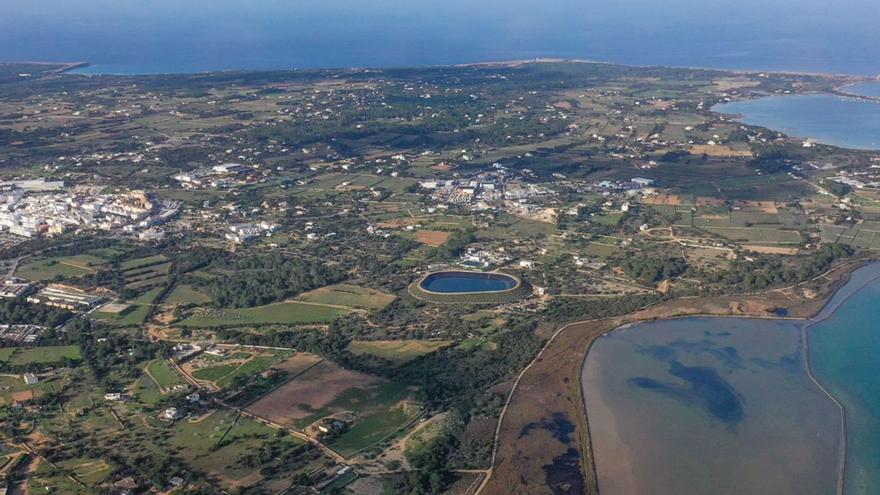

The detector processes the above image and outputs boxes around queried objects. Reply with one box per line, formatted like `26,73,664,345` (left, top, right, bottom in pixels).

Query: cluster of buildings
173,162,257,188
0,324,42,344
0,181,179,238
0,278,34,299
460,247,512,269
26,284,104,311
225,221,279,243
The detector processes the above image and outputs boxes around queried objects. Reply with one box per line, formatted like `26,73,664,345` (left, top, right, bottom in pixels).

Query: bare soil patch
416,230,451,246
640,194,680,205
245,360,379,426
271,352,323,375
743,244,800,255
689,144,753,157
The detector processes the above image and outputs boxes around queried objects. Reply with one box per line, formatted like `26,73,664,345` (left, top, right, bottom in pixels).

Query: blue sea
2,0,880,75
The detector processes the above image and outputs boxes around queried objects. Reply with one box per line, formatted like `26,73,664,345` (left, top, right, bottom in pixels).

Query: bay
714,95,880,150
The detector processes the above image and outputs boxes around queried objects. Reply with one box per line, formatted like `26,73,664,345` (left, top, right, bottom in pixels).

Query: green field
93,287,164,326
120,254,168,270
145,359,184,390
15,255,105,281
0,347,14,362
347,340,450,366
2,345,82,366
297,284,396,310
178,301,347,327
165,284,211,305
192,364,239,382
191,351,289,388
168,410,307,485
701,226,802,244
326,382,420,456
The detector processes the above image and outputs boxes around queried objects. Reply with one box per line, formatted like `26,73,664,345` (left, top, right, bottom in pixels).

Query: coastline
4,56,869,82
577,261,880,495
799,263,880,495
481,258,869,495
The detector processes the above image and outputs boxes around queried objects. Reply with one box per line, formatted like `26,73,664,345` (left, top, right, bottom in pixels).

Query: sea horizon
4,0,879,77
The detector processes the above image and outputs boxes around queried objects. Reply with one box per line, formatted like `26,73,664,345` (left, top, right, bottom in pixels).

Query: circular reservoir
420,271,518,293
412,271,526,303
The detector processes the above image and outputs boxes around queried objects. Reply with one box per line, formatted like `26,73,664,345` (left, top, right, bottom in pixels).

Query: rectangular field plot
245,360,419,456
701,226,802,245
296,284,396,310
177,301,348,327
2,345,82,366
347,340,451,366
186,349,291,389
822,222,880,250
15,255,106,281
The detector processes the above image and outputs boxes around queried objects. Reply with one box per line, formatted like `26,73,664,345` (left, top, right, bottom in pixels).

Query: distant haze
2,0,879,74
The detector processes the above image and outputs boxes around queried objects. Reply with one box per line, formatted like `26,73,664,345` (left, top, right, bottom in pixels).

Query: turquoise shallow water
809,264,880,495
714,95,880,150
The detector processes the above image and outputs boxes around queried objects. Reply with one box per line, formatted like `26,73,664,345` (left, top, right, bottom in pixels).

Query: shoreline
3,57,870,81
578,262,880,495
799,264,880,495
480,257,869,494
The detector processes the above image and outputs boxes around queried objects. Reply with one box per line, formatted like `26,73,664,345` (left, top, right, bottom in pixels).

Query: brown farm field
482,260,864,495
271,352,324,375
416,229,452,246
244,359,420,456
245,360,381,428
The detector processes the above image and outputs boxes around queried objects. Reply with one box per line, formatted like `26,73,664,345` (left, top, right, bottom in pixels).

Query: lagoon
583,263,880,494
583,315,840,495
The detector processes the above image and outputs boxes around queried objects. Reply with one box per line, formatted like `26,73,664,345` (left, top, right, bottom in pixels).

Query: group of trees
621,256,688,284
433,229,475,261
198,253,344,307
0,298,71,328
700,243,854,291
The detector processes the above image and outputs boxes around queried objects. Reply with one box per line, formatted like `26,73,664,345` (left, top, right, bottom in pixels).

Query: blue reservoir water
420,272,516,293
2,0,880,74
714,95,880,150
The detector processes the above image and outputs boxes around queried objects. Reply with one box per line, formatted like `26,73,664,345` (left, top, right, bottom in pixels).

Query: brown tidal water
582,316,840,495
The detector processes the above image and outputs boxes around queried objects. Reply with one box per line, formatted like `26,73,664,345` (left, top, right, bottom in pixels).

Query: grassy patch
15,256,100,281
178,302,347,327
4,345,82,366
165,284,211,305
120,254,168,270
297,284,396,310
347,340,451,366
192,364,239,382
146,359,184,390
